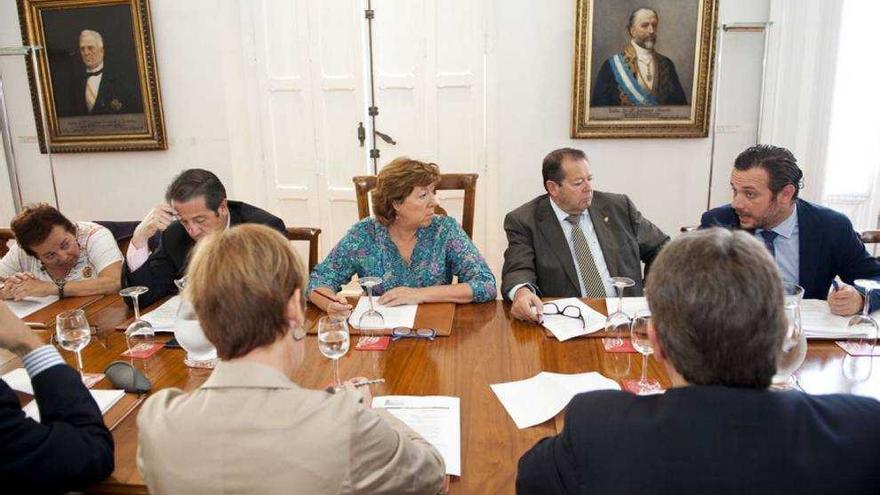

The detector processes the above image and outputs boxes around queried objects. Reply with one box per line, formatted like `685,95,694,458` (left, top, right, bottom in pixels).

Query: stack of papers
490,372,620,429
7,295,59,318
373,396,461,476
348,297,417,330
141,295,181,332
2,368,125,422
801,299,878,339
603,296,650,317
541,297,606,341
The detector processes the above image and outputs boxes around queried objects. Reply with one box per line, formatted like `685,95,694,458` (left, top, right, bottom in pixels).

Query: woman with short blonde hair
308,157,496,316
137,224,445,494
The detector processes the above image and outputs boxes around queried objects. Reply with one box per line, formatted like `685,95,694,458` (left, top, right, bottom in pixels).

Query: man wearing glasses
122,169,286,307
701,144,880,315
517,228,880,494
502,148,669,322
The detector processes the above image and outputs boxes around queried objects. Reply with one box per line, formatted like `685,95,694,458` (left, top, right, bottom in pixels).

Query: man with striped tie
502,148,669,322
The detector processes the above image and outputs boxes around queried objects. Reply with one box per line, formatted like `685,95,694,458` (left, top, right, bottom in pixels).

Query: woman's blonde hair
371,157,440,225
186,224,305,359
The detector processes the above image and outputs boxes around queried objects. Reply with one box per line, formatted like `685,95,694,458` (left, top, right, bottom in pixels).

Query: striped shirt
22,345,66,378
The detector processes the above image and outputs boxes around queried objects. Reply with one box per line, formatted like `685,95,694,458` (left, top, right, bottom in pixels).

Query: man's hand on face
132,204,178,249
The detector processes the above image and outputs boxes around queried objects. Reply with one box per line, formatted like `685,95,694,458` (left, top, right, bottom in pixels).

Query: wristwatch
55,279,66,299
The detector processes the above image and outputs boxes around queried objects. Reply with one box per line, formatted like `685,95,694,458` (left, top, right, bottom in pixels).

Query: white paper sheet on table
7,295,59,318
2,367,125,422
348,297,417,329
603,296,650,317
373,395,461,476
490,371,621,429
801,299,878,339
140,295,181,332
541,297,606,341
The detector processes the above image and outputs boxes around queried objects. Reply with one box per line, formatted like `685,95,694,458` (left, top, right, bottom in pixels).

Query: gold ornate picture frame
18,0,166,152
571,0,718,139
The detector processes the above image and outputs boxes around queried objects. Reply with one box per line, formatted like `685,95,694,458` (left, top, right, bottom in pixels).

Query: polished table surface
3,295,879,494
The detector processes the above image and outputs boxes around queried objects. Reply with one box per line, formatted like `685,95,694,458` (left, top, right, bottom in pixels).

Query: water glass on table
629,309,661,395
318,316,350,391
56,309,91,377
604,277,635,350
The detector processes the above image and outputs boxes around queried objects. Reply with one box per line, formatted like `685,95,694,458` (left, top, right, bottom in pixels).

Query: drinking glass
56,309,91,377
317,316,350,390
174,298,218,368
847,279,880,355
604,277,635,349
119,286,155,350
630,309,660,395
358,276,385,336
772,283,807,389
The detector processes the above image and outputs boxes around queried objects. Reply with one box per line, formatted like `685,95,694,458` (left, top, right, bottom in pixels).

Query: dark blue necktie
759,230,779,257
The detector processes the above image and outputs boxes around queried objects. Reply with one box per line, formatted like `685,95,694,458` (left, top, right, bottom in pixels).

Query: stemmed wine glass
771,283,807,389
358,276,385,337
604,277,635,350
317,316,350,390
847,279,880,355
630,309,661,395
56,309,91,377
119,286,155,351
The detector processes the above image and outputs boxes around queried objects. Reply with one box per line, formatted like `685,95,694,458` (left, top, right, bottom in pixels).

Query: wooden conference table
3,295,879,494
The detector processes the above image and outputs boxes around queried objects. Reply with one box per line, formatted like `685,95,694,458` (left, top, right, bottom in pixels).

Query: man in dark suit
701,144,880,315
122,169,286,307
502,148,668,322
517,228,880,494
59,29,142,117
0,302,114,492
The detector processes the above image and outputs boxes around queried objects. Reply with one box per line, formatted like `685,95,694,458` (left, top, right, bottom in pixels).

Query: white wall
0,0,263,223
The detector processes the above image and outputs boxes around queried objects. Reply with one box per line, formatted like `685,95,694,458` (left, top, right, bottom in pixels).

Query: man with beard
701,144,880,316
591,7,688,107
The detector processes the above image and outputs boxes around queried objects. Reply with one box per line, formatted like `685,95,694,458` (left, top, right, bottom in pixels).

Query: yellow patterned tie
566,214,606,297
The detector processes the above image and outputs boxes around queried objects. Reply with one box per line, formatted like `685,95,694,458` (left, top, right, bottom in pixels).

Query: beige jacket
137,361,445,494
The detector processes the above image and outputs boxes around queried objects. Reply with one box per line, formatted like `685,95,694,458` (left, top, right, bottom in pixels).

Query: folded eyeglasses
541,302,586,329
391,327,437,341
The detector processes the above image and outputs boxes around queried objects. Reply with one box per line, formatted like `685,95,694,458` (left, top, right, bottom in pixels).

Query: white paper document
348,297,417,330
490,372,621,429
801,299,878,339
373,395,461,476
141,295,181,332
603,296,650,318
2,368,125,422
7,295,59,318
541,297,606,341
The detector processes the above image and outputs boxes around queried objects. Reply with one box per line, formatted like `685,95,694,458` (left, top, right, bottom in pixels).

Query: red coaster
836,341,880,357
603,338,637,353
622,379,664,395
355,336,391,351
81,373,105,388
121,342,163,359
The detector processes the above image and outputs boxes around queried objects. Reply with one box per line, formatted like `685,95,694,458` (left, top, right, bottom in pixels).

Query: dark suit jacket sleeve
501,211,539,300
626,196,669,272
0,365,114,492
516,399,587,494
830,215,880,309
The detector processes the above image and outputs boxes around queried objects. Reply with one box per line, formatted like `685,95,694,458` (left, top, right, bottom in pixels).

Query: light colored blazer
137,361,445,494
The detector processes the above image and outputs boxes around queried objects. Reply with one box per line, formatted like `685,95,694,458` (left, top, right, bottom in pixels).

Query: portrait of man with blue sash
591,7,688,107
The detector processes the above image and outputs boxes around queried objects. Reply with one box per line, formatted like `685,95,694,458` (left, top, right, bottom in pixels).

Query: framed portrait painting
17,0,166,152
571,0,718,139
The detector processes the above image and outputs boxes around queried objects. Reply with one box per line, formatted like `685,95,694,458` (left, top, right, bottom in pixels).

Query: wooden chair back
286,227,322,273
0,228,14,258
352,173,479,239
861,230,880,256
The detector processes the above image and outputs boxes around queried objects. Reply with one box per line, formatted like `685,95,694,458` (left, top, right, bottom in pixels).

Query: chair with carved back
861,230,880,257
286,227,322,273
0,228,13,258
352,173,478,239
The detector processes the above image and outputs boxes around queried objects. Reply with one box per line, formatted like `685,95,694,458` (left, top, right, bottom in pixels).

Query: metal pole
0,75,23,212
365,0,379,174
29,46,60,209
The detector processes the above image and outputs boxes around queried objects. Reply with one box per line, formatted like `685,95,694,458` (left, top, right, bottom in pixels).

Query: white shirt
0,221,122,282
631,40,654,91
507,199,614,299
84,63,104,112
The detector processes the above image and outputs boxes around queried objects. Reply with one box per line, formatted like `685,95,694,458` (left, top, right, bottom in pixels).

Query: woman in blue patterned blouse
308,157,496,316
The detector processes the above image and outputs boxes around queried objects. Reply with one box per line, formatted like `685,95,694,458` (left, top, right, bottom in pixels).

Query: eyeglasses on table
541,302,586,328
391,327,437,341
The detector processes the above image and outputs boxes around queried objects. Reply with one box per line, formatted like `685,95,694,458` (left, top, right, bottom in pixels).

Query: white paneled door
249,0,488,260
